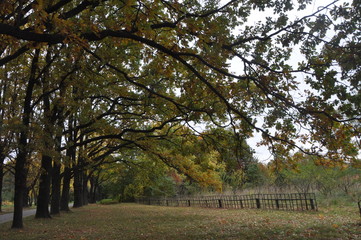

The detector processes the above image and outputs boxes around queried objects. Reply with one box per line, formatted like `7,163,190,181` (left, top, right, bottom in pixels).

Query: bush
98,199,119,205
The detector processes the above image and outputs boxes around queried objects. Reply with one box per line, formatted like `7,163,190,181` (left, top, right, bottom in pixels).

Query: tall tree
12,49,40,228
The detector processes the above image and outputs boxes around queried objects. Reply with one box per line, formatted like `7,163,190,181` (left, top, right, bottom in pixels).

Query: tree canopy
1,0,359,159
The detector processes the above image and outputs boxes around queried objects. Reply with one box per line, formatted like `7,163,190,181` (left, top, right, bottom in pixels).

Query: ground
0,203,360,240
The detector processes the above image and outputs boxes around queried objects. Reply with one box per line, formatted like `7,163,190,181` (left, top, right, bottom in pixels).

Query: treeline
93,142,361,203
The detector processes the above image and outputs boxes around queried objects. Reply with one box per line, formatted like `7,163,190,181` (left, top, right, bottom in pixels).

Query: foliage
0,0,360,162
100,158,178,201
98,199,119,205
274,153,361,199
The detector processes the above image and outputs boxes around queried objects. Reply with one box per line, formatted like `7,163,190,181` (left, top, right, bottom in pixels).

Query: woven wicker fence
136,193,318,211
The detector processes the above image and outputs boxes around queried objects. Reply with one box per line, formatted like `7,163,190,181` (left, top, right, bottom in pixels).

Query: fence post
188,200,191,207
358,200,361,217
275,199,280,209
218,199,223,208
256,198,261,209
240,199,243,208
310,199,315,210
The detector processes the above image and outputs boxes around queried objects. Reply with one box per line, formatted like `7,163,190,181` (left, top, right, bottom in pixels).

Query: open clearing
0,203,360,240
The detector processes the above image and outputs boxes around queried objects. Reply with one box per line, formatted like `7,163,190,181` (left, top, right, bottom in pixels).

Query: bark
50,128,63,215
82,171,89,205
73,167,83,208
12,151,27,228
50,162,61,215
73,136,84,208
0,155,4,212
23,187,30,207
35,154,52,218
60,166,71,211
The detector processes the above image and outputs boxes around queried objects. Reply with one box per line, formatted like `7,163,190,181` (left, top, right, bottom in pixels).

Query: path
0,208,37,224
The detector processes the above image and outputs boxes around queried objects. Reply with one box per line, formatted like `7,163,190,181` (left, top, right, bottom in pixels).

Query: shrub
98,199,119,205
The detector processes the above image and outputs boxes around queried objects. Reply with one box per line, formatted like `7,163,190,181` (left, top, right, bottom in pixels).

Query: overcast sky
226,0,348,162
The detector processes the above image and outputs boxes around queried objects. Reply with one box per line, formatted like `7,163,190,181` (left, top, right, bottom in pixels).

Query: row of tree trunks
7,48,101,227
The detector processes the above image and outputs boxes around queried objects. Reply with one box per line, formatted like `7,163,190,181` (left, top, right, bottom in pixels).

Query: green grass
97,199,119,205
0,203,360,240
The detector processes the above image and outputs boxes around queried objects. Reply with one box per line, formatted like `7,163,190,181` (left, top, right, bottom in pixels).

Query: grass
1,203,35,215
0,203,360,240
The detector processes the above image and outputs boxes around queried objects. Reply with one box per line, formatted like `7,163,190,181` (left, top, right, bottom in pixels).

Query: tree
11,49,41,228
1,0,360,228
282,154,319,193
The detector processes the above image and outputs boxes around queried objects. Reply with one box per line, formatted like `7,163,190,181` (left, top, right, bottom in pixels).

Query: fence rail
136,193,318,211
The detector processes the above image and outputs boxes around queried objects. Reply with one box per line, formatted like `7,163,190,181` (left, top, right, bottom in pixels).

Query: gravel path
0,209,37,224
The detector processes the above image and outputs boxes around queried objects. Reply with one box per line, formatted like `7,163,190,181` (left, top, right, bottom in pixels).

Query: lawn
0,203,360,240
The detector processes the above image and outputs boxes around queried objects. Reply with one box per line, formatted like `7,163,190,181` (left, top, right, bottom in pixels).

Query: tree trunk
33,189,37,206
73,140,85,208
35,154,52,218
82,171,89,205
23,187,30,207
89,176,96,204
12,150,27,228
61,143,75,211
50,76,66,214
50,162,61,215
73,167,83,208
37,48,57,218
0,155,4,212
12,49,39,229
60,166,72,211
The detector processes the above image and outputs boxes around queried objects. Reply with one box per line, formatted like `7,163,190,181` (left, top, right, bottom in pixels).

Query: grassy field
0,203,360,240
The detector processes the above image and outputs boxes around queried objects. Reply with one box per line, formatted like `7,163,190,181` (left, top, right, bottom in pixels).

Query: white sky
226,0,349,162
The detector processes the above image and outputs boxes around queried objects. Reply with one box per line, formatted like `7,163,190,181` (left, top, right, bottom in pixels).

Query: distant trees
271,154,361,198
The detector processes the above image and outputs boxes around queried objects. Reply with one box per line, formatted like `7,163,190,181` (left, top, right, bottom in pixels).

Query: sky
225,0,349,162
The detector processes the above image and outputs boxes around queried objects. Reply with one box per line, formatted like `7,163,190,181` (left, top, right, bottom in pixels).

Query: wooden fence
136,193,318,211
358,200,361,217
